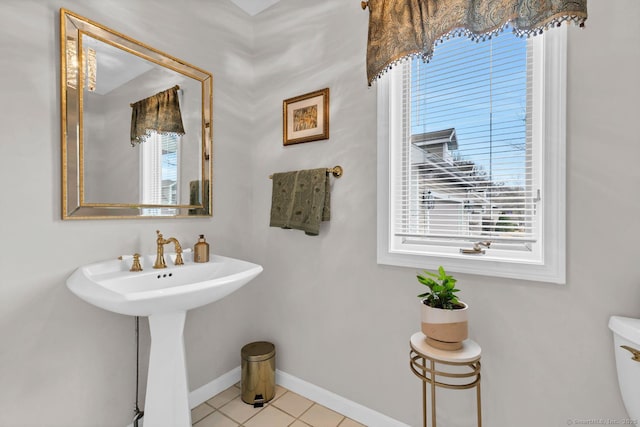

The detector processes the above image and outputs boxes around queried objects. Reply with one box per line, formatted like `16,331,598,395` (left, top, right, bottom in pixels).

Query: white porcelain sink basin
67,252,263,427
67,253,263,316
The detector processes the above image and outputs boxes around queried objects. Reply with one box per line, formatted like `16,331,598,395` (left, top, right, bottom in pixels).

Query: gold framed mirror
60,9,213,219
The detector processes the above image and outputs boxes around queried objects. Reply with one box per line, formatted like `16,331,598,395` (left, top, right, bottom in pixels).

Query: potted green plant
417,266,468,350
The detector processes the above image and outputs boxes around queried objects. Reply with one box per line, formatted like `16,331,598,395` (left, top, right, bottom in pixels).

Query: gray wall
248,0,640,426
0,1,254,426
0,0,638,426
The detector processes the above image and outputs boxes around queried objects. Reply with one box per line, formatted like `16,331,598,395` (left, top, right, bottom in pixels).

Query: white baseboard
275,370,409,427
128,366,408,427
189,366,241,408
125,367,242,427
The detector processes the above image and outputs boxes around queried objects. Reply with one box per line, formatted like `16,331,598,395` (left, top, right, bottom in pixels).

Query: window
140,131,181,215
377,26,566,283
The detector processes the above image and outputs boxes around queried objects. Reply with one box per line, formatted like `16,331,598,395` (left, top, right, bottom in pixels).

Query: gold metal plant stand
409,332,482,427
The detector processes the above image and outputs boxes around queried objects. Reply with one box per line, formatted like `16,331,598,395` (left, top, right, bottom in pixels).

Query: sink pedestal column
144,311,191,427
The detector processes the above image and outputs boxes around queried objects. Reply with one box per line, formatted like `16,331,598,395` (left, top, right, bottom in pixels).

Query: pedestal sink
67,253,263,427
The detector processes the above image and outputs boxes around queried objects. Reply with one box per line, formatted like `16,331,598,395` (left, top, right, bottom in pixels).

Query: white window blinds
141,132,180,206
394,27,537,246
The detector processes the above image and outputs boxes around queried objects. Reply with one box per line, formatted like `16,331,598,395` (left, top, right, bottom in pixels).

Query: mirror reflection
61,9,212,219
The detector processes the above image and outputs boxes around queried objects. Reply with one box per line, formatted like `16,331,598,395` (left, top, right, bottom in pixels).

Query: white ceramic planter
421,301,469,350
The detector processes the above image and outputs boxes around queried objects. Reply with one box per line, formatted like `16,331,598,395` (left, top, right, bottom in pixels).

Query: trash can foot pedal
253,394,265,408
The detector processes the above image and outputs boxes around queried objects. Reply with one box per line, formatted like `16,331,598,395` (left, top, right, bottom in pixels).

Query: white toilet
609,315,640,421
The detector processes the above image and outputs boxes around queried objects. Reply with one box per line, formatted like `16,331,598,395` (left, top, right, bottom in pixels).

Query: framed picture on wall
283,88,329,145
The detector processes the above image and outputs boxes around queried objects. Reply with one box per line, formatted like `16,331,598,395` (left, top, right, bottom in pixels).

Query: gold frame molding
283,88,329,146
60,8,213,219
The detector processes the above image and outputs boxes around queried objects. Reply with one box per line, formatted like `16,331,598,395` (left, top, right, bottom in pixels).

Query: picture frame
283,88,329,145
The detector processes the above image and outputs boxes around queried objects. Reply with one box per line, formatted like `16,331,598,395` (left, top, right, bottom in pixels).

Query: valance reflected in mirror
60,9,212,219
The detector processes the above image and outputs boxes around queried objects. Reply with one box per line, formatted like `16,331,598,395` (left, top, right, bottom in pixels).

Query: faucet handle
130,253,143,272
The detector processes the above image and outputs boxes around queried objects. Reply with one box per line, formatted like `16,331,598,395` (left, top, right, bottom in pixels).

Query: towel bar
269,166,343,179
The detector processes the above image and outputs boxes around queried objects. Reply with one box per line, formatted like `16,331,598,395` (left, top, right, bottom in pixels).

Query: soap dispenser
194,235,210,263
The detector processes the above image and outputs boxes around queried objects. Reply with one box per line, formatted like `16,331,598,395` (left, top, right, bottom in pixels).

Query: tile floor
191,383,366,427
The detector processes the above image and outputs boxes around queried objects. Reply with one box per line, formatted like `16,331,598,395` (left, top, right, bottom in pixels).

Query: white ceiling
229,0,281,16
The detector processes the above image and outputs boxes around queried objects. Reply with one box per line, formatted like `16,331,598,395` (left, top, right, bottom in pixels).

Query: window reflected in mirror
141,132,180,216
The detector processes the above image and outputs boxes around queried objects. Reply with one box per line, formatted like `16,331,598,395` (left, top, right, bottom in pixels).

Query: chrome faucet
154,230,184,269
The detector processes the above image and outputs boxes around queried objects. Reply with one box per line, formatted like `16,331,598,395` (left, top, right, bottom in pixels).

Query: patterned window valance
365,0,588,85
130,85,185,146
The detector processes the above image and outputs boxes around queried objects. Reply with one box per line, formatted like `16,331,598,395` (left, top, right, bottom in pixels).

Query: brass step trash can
241,341,276,407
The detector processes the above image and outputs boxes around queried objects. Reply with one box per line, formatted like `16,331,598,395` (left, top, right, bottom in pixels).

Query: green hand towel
188,179,210,215
270,168,330,235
